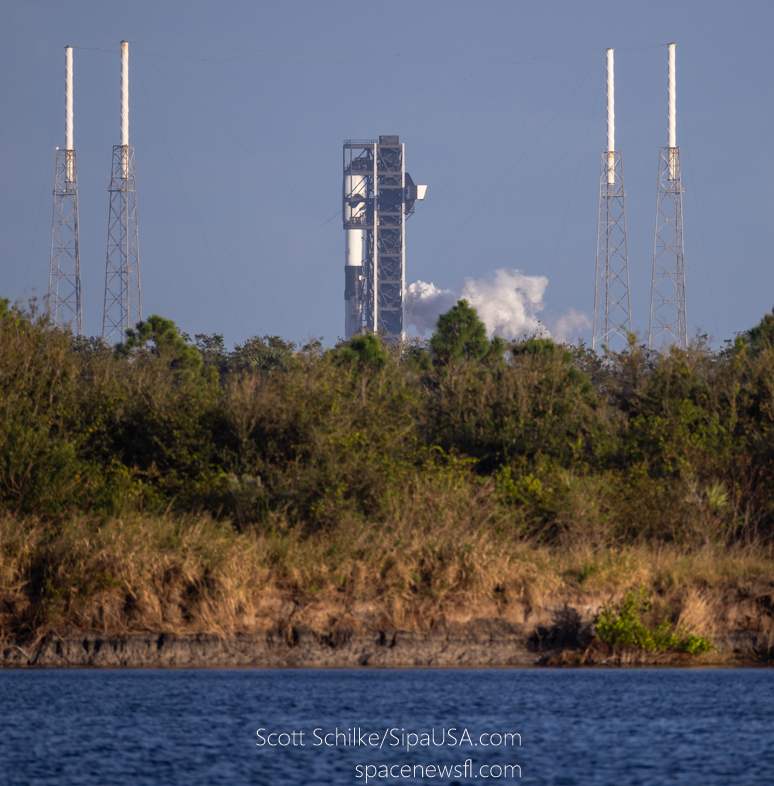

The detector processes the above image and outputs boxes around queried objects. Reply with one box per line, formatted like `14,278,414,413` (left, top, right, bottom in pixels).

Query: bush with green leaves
596,588,712,654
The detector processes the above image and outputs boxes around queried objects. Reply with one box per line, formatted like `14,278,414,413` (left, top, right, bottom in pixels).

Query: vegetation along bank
1,297,773,666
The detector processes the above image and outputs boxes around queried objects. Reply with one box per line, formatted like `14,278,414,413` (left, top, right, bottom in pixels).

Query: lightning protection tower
48,46,82,336
593,48,631,352
343,136,426,341
649,43,687,350
102,40,141,341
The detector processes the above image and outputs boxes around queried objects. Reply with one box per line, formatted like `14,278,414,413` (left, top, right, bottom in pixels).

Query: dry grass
2,504,773,644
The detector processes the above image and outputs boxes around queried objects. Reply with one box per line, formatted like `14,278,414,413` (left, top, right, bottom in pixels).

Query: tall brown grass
2,503,772,642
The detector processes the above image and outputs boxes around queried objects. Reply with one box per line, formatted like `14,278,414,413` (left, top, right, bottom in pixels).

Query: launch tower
48,46,82,336
343,136,426,341
102,40,141,341
649,43,687,350
593,48,631,352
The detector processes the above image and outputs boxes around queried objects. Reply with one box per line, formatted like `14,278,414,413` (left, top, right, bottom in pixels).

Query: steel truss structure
649,151,687,350
343,136,422,342
593,151,631,351
49,149,82,335
102,144,141,341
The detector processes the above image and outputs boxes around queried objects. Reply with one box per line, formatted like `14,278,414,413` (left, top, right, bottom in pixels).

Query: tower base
593,150,631,352
649,146,687,350
103,144,141,341
49,149,82,336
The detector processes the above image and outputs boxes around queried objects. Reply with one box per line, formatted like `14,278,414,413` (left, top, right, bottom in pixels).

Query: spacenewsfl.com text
354,760,520,782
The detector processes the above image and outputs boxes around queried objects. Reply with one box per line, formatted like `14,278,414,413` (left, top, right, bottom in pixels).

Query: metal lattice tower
649,43,687,350
343,136,426,341
48,46,82,336
103,41,141,341
593,48,631,351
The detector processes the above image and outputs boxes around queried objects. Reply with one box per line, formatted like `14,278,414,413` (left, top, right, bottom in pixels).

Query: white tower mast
668,42,676,149
606,47,615,185
121,39,129,176
65,46,74,176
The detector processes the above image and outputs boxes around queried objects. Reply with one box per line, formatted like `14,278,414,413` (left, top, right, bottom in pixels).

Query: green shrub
596,588,712,654
338,333,390,370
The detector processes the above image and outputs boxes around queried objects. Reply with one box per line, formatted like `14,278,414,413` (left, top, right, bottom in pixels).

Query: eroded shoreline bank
4,597,772,668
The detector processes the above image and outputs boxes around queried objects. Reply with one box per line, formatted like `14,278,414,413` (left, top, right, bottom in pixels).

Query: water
1,668,773,785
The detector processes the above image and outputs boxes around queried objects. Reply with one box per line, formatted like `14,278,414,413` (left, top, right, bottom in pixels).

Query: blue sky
2,1,772,348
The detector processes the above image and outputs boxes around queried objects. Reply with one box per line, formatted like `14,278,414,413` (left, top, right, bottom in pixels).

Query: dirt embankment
3,589,773,668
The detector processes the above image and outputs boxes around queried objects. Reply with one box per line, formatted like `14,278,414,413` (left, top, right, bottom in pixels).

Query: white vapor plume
406,268,552,340
553,308,592,342
462,269,548,339
404,280,458,335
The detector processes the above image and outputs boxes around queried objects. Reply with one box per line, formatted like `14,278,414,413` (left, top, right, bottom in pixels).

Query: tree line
3,296,774,547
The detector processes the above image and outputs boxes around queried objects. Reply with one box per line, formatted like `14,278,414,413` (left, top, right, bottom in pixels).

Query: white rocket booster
344,173,366,340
